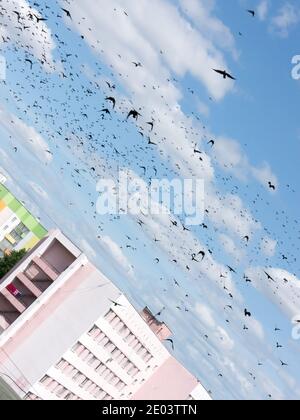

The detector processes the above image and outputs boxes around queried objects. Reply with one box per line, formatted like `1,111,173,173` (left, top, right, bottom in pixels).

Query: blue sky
0,0,300,400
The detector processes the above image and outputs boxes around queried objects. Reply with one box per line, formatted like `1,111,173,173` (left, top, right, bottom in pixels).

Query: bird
13,11,22,22
148,138,157,146
127,110,141,120
213,69,236,80
33,14,48,23
208,140,215,147
146,121,154,131
244,309,252,317
280,361,288,367
264,271,275,282
268,181,276,191
227,266,237,274
155,307,165,317
164,339,175,351
132,62,142,67
106,82,116,90
109,299,123,307
100,108,111,115
61,8,72,19
247,10,256,17
105,97,116,109
198,251,206,261
25,59,34,70
192,253,199,262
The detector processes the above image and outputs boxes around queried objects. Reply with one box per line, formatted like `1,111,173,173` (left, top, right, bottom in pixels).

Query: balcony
0,237,78,333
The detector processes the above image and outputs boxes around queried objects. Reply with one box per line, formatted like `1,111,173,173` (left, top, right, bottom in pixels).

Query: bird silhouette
164,339,175,351
127,110,141,120
244,309,252,317
61,8,72,19
247,10,256,17
105,97,116,109
213,69,236,80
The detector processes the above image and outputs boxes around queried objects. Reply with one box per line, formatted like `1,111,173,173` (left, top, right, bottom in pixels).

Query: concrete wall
132,356,198,401
41,239,76,274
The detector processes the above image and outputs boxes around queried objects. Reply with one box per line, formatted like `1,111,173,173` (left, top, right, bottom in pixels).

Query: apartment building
0,229,211,401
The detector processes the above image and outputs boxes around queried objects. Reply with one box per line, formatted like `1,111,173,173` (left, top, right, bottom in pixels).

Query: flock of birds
0,0,299,399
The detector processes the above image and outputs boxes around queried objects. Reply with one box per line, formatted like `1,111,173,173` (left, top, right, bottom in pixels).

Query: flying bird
109,299,123,307
106,82,116,90
213,69,236,80
13,11,22,22
164,339,175,351
34,14,48,23
244,309,252,317
268,181,276,191
127,110,141,120
247,10,256,17
100,108,111,115
105,97,116,109
25,59,34,70
147,121,154,131
227,265,237,274
198,251,206,261
61,8,72,19
264,271,275,282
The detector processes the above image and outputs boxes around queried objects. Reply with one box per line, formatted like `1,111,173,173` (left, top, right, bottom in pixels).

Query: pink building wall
140,307,172,341
132,356,198,400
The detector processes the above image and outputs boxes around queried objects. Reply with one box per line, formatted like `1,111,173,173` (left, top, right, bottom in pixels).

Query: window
10,223,29,244
80,378,90,388
88,356,98,366
0,238,12,253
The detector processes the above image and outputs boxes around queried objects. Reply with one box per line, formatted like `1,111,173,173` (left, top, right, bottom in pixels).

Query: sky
0,0,300,400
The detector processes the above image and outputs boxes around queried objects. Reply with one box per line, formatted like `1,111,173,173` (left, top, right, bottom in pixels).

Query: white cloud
28,181,49,200
271,3,300,37
261,237,277,257
246,267,300,319
219,233,245,262
197,100,210,118
251,162,278,191
207,192,261,238
0,0,57,71
100,235,135,280
213,137,278,191
257,0,270,21
80,239,97,259
178,0,239,59
64,0,236,101
195,303,216,328
0,106,52,163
